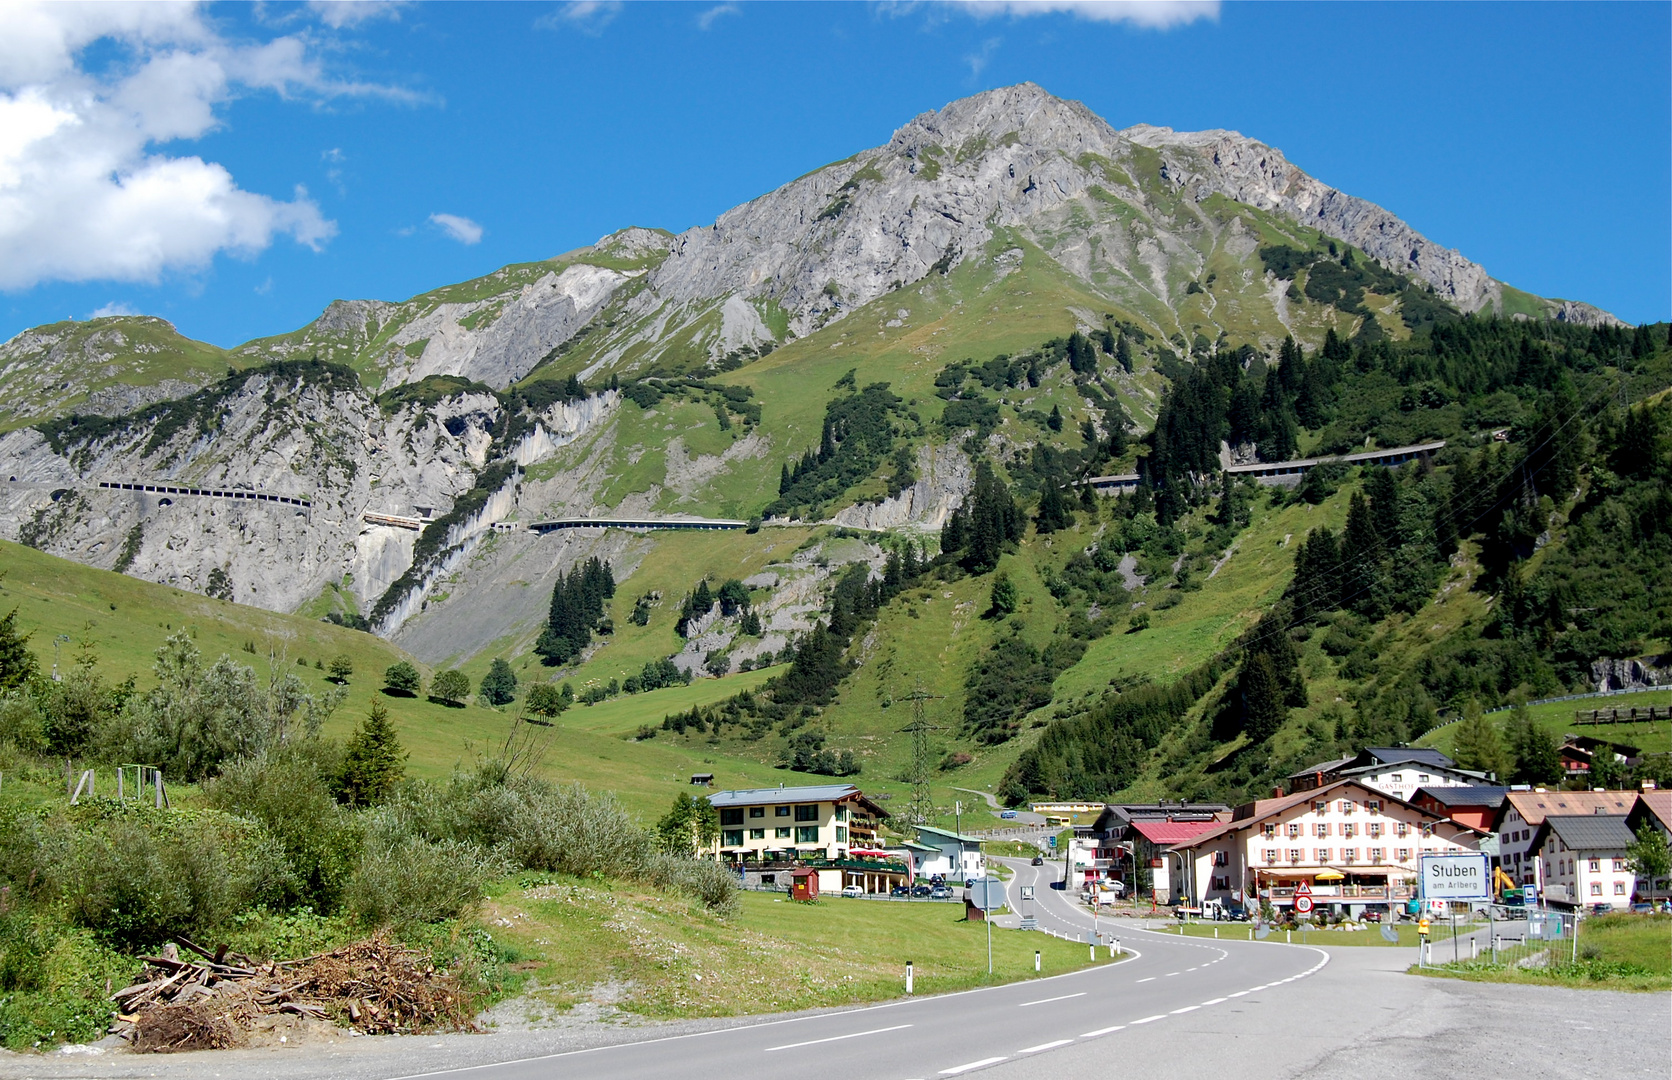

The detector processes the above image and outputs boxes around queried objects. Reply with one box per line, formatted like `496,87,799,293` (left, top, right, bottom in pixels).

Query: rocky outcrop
831,443,971,531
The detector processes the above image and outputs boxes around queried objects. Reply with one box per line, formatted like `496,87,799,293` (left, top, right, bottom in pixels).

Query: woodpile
110,935,475,1052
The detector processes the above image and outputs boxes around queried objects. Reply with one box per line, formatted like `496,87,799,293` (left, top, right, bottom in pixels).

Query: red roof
1132,819,1223,844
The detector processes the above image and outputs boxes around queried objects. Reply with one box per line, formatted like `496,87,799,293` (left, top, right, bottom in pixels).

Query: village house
1491,789,1638,886
1166,779,1484,917
912,825,987,882
1556,735,1641,780
1289,747,1490,801
1528,814,1638,910
1410,785,1510,832
707,784,886,863
1069,802,1231,896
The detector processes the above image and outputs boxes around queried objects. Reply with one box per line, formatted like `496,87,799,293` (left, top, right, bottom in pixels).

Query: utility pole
899,683,943,828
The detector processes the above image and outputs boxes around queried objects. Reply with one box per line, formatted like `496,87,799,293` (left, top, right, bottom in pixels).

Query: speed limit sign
1294,894,1314,915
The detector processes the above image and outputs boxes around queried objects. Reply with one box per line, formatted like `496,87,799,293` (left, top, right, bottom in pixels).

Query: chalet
1166,779,1484,917
708,784,886,863
1072,802,1231,889
1528,815,1638,910
1556,735,1641,779
1491,789,1639,886
1410,786,1510,832
1289,747,1489,801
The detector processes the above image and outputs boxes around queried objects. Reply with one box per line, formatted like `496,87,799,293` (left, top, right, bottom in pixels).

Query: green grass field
481,877,1123,1020
1165,920,1457,948
1417,914,1671,992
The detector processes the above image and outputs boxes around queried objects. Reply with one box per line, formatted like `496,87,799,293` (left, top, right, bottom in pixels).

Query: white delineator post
906,960,913,995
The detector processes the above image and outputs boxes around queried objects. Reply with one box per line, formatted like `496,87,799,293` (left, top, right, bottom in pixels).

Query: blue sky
1,1,1666,348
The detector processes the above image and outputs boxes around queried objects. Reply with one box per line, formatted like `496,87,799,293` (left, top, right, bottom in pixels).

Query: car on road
929,885,953,900
1031,856,1044,866
910,884,933,898
891,885,911,898
1361,905,1388,923
1631,901,1656,914
999,810,1019,819
841,885,865,898
1589,903,1614,916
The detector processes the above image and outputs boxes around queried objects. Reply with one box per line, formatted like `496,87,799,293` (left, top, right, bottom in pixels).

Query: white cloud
429,213,484,245
697,4,740,31
931,1,1219,29
965,36,1001,77
536,1,623,35
89,301,139,319
0,2,389,291
308,1,410,29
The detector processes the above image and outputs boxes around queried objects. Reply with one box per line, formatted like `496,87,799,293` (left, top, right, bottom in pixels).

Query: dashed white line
941,1057,1008,1075
1163,971,1181,977
764,1023,912,1051
1135,977,1156,983
1081,1025,1126,1038
1018,1040,1074,1054
1228,990,1249,997
1170,1005,1200,1014
1018,992,1086,1007
1130,1014,1167,1025
1201,998,1227,1005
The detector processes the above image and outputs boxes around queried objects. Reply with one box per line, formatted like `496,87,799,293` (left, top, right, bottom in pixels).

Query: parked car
1031,855,1044,866
1361,905,1388,923
1589,903,1614,916
999,810,1019,819
910,884,933,898
929,885,953,900
841,885,865,898
1630,901,1656,914
890,885,911,898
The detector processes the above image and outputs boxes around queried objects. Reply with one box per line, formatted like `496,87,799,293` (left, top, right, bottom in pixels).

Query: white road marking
764,1024,912,1052
1130,1014,1167,1024
1081,1025,1126,1037
1228,991,1249,997
1019,992,1086,1007
1170,1005,1200,1014
1201,998,1227,1005
941,1057,1008,1075
1135,977,1156,983
1019,1039,1074,1053
1163,971,1181,976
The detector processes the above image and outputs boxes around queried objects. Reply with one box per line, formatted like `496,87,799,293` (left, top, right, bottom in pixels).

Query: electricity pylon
898,683,943,827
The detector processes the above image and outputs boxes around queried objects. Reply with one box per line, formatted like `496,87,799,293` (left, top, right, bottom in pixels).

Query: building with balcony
1166,779,1485,917
912,825,987,882
1288,747,1490,801
707,784,887,863
1410,785,1510,832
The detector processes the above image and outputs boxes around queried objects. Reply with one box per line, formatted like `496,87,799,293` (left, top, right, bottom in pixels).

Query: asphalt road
388,857,1328,1080
10,863,1664,1079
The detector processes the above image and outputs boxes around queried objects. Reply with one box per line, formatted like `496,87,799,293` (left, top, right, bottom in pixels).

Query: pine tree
1035,483,1074,534
1239,652,1287,742
1115,333,1133,374
1504,701,1562,785
1047,404,1063,432
0,607,38,690
337,699,405,806
1450,700,1509,779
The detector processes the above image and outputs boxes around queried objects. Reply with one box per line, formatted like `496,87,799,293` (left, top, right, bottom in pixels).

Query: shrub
0,907,139,1050
346,833,502,930
643,854,738,915
524,682,572,718
328,654,354,683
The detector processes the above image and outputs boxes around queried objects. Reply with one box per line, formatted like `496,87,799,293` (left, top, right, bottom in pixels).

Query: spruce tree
1239,653,1287,742
1450,699,1509,779
1115,333,1133,374
1047,404,1063,432
0,607,38,690
337,699,405,806
989,573,1018,615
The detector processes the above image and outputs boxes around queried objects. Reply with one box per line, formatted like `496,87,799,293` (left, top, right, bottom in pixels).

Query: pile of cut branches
111,935,474,1052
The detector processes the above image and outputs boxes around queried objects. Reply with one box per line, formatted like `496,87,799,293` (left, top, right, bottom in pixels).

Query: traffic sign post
1294,880,1314,917
1418,852,1489,967
968,877,1006,975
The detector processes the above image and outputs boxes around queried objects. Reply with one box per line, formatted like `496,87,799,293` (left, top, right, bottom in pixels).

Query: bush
328,654,354,683
41,802,290,951
479,659,517,707
643,854,739,915
525,682,572,718
346,832,502,930
0,907,139,1050
205,742,361,913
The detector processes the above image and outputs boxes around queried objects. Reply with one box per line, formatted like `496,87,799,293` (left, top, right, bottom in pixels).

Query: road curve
391,858,1328,1080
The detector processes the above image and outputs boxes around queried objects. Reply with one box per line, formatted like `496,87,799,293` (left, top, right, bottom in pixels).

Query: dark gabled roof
1535,814,1636,852
1288,756,1355,780
707,785,888,818
1412,785,1510,808
1361,747,1457,769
